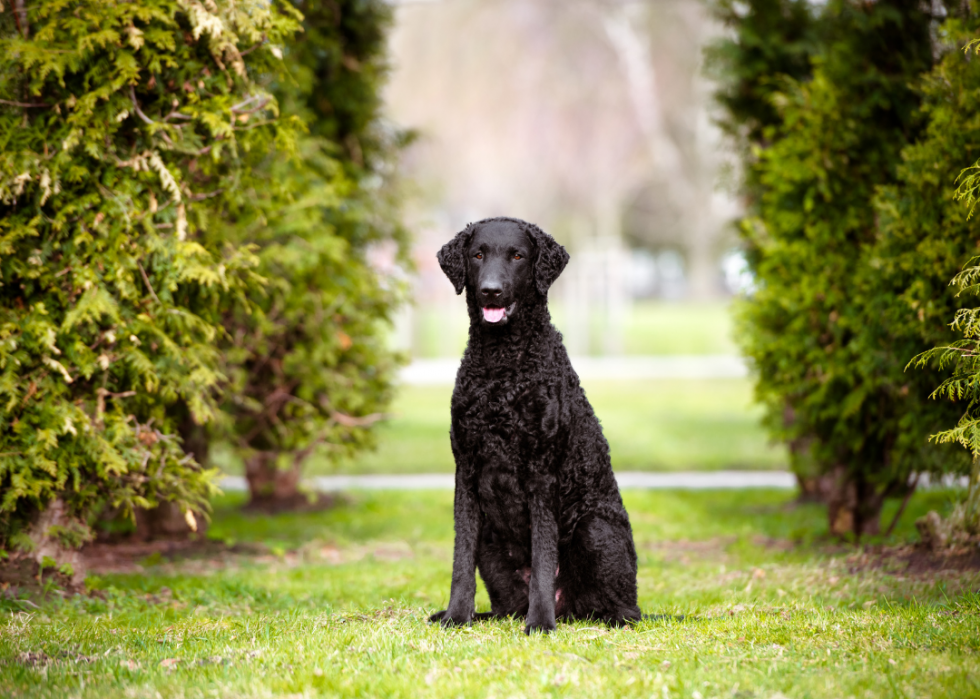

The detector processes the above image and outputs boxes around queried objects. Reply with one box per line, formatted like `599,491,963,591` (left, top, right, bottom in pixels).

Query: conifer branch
230,94,269,114
0,99,48,108
129,86,155,125
137,261,161,304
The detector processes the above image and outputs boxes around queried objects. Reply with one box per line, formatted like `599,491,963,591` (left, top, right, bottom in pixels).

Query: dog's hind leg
476,538,531,619
557,515,642,626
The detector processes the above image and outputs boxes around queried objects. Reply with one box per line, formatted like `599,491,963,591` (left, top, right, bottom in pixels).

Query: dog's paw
428,610,448,624
523,616,556,635
430,607,473,628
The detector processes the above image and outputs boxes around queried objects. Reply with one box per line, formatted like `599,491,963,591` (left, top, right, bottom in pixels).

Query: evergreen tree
713,0,957,536
908,11,980,542
0,0,300,557
215,0,408,508
705,0,825,154
704,0,829,500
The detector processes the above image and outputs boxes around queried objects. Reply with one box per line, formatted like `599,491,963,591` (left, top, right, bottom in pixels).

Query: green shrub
214,0,409,505
711,0,979,536
0,0,300,548
705,0,825,165
908,22,980,542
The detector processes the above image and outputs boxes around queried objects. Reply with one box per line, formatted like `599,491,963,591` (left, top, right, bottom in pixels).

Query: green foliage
215,0,408,478
0,0,301,545
705,0,825,151
735,0,934,470
907,21,980,536
845,8,980,479
952,40,980,220
908,262,980,458
712,0,980,532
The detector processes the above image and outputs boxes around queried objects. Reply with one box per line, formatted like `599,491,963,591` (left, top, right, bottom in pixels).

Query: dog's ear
525,223,570,296
437,225,473,295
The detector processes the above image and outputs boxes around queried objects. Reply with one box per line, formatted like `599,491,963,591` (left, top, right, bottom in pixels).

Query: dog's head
437,217,569,326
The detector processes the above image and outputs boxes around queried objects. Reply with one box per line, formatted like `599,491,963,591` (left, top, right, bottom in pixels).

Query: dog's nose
481,284,502,299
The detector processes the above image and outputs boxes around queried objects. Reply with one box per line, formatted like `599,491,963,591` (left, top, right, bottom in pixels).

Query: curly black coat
429,217,642,634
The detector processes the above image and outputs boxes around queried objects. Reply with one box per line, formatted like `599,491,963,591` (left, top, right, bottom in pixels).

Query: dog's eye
475,253,483,260
513,254,522,260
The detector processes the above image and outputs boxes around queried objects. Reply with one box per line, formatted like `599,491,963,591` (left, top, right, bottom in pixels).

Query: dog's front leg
526,482,559,634
432,435,480,627
441,482,480,626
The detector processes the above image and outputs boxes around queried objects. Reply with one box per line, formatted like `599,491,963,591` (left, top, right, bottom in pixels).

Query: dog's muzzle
482,303,516,323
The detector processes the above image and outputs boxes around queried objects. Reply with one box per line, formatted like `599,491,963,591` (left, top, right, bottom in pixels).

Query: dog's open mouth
482,303,516,323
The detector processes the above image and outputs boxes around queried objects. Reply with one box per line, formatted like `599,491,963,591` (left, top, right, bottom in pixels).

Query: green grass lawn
3,489,978,698
412,300,738,358
619,301,738,356
210,301,766,476
283,378,784,475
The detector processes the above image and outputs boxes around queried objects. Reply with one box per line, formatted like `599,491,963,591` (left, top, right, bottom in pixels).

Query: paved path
219,470,797,492
401,355,748,386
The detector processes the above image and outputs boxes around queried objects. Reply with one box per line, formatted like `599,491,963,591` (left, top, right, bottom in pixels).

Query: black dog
429,217,642,634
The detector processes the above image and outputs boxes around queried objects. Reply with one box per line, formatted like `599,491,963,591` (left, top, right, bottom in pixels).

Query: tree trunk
244,451,306,512
795,472,837,504
784,405,831,504
26,498,86,588
133,500,207,540
132,410,209,540
824,465,891,539
179,410,210,469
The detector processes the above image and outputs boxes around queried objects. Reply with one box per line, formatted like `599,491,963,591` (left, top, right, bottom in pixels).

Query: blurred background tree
0,0,300,565
212,0,409,511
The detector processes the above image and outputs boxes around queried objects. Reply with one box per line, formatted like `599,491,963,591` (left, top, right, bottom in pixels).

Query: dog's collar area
482,303,517,324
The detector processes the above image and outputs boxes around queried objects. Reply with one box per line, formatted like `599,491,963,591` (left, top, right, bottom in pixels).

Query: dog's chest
474,441,531,541
453,376,541,537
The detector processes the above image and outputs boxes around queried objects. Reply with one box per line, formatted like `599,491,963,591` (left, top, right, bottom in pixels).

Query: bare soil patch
240,492,337,516
847,542,980,576
0,553,80,600
80,538,267,575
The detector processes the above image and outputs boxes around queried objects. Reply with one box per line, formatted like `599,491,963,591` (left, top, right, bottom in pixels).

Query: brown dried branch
230,95,270,114
163,109,194,122
884,473,921,538
239,36,267,57
0,99,48,108
13,0,28,38
129,86,155,125
188,189,224,201
331,411,388,428
137,261,161,304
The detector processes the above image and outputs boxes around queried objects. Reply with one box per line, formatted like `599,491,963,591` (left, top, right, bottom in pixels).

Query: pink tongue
483,307,505,323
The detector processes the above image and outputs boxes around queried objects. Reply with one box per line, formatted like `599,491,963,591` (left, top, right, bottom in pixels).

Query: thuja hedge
710,0,980,536
216,0,409,507
0,0,301,550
